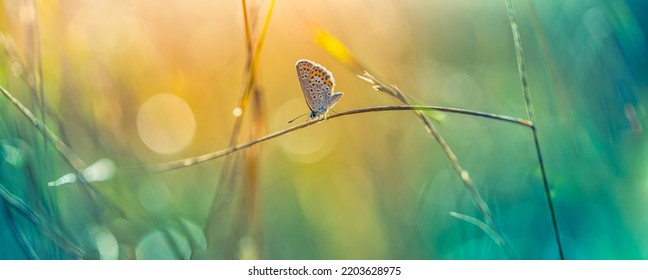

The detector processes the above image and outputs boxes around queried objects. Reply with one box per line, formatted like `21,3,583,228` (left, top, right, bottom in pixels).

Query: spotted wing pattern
295,59,343,119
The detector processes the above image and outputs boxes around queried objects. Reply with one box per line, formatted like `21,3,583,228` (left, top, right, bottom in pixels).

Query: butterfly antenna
288,113,308,123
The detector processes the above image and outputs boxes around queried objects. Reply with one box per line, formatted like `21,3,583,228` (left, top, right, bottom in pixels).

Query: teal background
1,0,647,259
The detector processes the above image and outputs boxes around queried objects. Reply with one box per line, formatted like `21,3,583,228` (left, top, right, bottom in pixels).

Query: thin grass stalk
239,87,265,258
357,72,516,258
450,212,507,248
29,0,56,257
204,0,257,245
214,0,274,205
0,183,84,258
204,0,275,258
3,25,120,258
124,105,532,175
0,84,123,219
31,0,47,157
230,4,270,256
0,83,116,256
206,0,256,219
15,1,47,255
241,0,253,56
202,0,256,256
359,73,499,225
159,225,185,259
311,27,516,257
505,0,564,260
3,203,40,259
0,84,83,171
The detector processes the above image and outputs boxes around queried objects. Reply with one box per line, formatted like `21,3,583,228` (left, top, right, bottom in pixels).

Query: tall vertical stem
505,0,564,259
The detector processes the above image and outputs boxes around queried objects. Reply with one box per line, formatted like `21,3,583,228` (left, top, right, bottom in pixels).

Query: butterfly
295,59,343,120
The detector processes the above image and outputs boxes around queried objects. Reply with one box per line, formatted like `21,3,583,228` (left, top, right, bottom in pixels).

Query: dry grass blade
312,26,364,73
204,0,275,259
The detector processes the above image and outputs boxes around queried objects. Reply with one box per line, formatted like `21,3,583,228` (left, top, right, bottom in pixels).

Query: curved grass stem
123,104,532,175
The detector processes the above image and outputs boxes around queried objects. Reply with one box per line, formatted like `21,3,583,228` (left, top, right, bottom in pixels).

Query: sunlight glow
137,94,196,154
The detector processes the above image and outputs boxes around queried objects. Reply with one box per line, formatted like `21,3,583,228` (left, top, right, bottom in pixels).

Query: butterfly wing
296,59,343,118
308,63,339,112
326,92,343,110
296,59,318,112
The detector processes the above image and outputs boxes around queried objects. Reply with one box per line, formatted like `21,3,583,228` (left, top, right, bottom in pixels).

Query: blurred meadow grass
1,0,647,259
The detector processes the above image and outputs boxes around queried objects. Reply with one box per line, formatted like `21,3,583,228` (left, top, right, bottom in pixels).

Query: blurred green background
1,0,647,259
